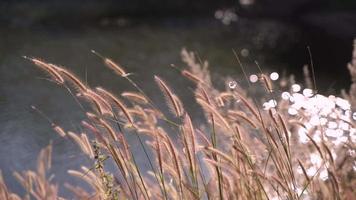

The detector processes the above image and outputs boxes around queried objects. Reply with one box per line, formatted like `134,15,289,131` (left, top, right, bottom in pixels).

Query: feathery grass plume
181,70,208,86
194,82,225,199
227,110,258,129
67,131,94,158
127,108,146,120
81,120,106,144
195,84,213,104
8,45,355,200
116,134,131,160
154,75,184,117
13,144,61,200
79,89,113,117
194,87,208,104
144,108,164,119
67,167,107,199
105,59,127,77
52,124,66,137
260,74,273,93
183,114,197,156
137,128,155,136
87,90,113,112
54,67,87,91
196,98,233,134
277,113,290,146
161,134,183,192
203,147,238,171
195,128,212,147
91,50,128,77
98,119,119,142
121,92,149,104
0,171,22,200
181,48,212,86
85,113,112,146
145,110,159,125
24,57,65,84
130,106,150,123
96,87,135,126
181,114,198,191
233,91,260,120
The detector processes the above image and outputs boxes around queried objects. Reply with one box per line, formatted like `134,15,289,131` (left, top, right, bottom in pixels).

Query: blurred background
0,0,355,198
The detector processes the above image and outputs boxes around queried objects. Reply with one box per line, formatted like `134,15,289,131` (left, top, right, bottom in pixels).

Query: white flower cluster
263,84,356,183
279,85,356,146
293,87,355,181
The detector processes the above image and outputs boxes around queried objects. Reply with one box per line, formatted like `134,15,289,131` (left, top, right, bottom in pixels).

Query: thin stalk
133,131,168,199
124,76,180,127
210,115,224,200
131,153,150,200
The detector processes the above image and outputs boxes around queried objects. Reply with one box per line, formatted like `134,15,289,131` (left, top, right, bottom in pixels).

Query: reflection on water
0,17,351,197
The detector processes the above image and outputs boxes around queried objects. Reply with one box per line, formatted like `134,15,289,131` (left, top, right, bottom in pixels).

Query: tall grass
1,44,355,199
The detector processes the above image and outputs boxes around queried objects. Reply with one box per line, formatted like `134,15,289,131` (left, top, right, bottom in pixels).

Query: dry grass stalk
55,67,88,91
12,144,60,200
91,50,128,77
52,124,66,137
154,75,184,117
96,87,135,126
104,58,127,77
2,47,354,200
0,171,22,200
24,57,65,84
121,92,149,104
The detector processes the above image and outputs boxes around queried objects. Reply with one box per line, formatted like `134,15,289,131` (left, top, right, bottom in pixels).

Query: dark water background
0,1,355,197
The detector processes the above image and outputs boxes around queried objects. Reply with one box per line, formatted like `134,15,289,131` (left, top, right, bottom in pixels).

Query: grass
1,44,355,199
